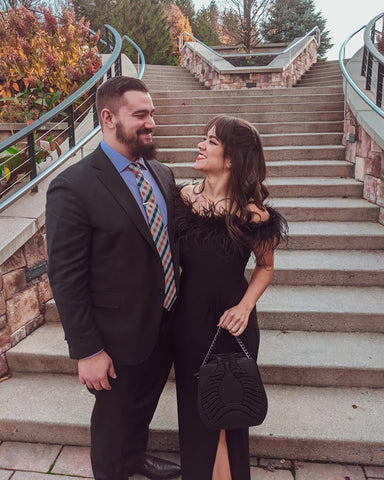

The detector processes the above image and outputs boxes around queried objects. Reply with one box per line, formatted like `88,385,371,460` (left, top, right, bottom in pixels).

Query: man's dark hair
96,76,149,122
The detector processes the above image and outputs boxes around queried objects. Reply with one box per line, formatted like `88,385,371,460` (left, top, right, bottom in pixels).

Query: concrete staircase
2,62,384,466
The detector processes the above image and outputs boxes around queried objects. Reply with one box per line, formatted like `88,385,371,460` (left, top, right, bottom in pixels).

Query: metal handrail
0,30,146,213
123,34,146,78
338,15,384,119
179,26,321,59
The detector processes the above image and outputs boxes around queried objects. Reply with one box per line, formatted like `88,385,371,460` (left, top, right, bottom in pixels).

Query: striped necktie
128,162,176,310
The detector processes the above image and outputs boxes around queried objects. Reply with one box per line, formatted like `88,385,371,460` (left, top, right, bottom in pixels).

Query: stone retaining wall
344,105,384,224
181,39,317,90
0,226,52,377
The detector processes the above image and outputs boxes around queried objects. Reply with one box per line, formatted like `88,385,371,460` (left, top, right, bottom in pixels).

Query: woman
172,115,287,480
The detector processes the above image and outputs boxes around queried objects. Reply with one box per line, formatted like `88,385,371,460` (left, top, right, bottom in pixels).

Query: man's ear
100,108,115,129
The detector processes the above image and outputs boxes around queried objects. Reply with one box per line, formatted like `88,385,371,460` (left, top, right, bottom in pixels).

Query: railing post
92,84,99,128
361,46,367,76
115,53,122,77
66,104,75,149
365,51,373,91
377,62,384,108
27,132,38,193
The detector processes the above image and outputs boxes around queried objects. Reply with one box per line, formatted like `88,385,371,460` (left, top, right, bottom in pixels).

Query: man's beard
116,122,156,159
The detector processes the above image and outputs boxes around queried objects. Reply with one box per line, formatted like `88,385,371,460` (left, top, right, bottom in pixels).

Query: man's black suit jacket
46,145,179,365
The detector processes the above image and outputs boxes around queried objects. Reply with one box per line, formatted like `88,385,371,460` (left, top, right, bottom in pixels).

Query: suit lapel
92,147,157,253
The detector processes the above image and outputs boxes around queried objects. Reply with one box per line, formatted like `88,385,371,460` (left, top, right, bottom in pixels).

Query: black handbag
196,327,268,430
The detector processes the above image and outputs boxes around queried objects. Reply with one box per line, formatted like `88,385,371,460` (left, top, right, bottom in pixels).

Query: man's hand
78,351,117,391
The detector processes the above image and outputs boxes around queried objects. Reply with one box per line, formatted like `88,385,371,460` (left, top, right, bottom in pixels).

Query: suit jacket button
159,288,164,295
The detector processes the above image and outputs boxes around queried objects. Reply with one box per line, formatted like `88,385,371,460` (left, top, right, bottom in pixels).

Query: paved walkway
0,441,383,479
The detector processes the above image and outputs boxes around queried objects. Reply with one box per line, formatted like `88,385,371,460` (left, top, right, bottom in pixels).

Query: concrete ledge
344,47,384,150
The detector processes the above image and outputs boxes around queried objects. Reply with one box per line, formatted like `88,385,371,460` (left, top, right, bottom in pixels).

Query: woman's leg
212,430,232,480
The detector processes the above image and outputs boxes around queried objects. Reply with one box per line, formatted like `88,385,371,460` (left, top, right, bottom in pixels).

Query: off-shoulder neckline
177,191,273,228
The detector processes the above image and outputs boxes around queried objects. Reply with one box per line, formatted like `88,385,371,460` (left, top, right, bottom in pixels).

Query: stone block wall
0,226,52,378
344,105,384,224
181,39,317,90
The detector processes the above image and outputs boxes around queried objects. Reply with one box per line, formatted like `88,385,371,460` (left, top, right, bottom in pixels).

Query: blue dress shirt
100,140,168,226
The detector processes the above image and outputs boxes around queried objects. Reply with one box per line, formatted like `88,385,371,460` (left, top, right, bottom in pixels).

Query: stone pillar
0,226,52,378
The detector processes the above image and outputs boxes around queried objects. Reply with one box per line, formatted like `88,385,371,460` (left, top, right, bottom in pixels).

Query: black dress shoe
134,453,180,479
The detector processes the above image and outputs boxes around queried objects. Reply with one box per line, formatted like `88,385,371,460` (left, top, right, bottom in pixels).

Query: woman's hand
218,304,251,336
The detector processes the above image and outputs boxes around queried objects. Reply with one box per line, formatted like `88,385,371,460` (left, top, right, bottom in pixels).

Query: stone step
44,282,384,334
167,192,375,221
271,197,378,222
301,69,343,79
7,323,76,375
144,80,205,88
287,221,384,249
155,121,344,135
266,249,384,286
149,85,206,91
151,85,344,98
258,285,384,333
297,79,343,87
157,145,346,162
155,110,344,124
0,373,382,464
153,93,345,106
307,67,342,77
155,132,344,148
171,160,353,178
7,324,384,388
155,102,345,115
142,73,199,80
176,176,362,197
268,178,362,198
259,330,384,388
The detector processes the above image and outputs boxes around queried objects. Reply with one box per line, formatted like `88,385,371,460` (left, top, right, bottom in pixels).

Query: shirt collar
100,140,147,173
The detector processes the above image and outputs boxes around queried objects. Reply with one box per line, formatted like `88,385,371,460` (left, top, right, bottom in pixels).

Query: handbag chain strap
201,326,252,366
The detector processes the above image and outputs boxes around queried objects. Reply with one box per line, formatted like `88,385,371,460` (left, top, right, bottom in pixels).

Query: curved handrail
0,29,146,213
123,34,146,78
338,16,384,119
179,26,320,59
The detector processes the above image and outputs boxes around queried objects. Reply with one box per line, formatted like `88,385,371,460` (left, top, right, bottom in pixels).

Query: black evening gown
171,189,286,480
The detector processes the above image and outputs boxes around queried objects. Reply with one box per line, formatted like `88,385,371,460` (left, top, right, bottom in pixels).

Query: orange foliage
0,6,102,122
163,4,193,65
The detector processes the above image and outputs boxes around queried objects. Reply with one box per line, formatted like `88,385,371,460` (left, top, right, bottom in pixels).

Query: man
46,76,180,480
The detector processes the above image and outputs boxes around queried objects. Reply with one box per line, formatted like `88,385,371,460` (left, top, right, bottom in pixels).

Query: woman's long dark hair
201,115,271,249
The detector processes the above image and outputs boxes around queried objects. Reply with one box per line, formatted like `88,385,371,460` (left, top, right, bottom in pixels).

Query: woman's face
195,126,230,174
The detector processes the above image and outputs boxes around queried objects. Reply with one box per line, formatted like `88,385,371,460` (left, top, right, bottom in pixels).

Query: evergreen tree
193,0,221,45
130,0,175,64
71,0,176,64
260,0,333,60
72,0,116,29
175,0,195,29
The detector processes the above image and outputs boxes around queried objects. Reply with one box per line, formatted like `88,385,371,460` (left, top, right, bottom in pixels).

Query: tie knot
128,162,142,176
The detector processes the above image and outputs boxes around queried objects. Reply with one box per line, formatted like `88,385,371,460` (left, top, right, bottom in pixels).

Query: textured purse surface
197,353,268,430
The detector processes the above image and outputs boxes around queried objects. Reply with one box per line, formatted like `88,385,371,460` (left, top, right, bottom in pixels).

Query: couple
45,76,287,480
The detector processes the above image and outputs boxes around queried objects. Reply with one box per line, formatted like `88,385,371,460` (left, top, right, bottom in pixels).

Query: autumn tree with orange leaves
163,2,193,64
